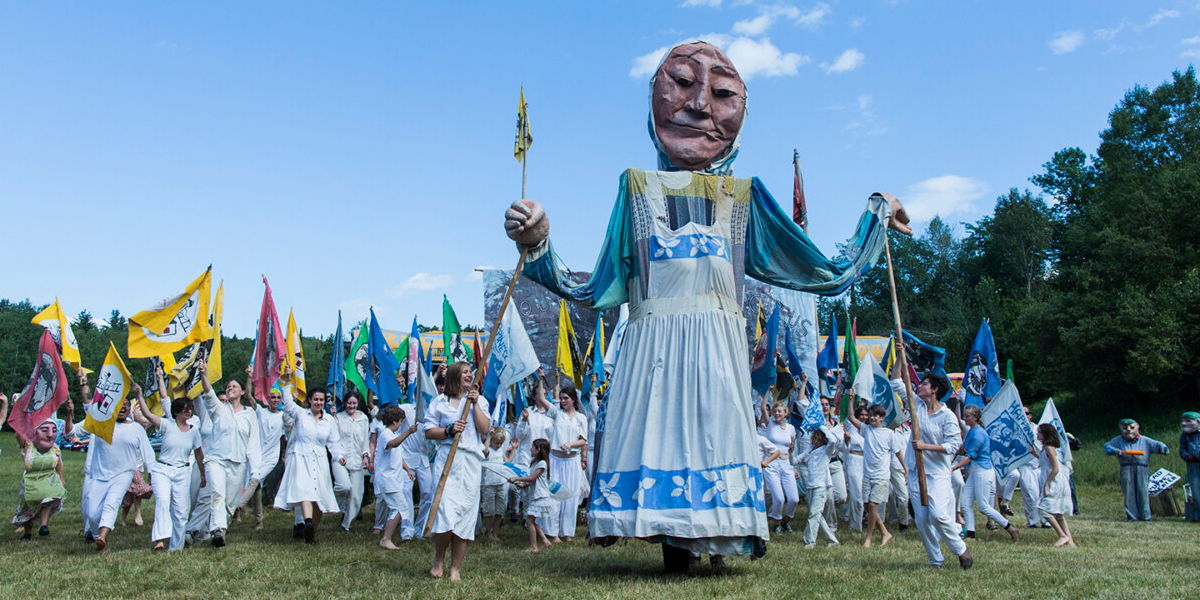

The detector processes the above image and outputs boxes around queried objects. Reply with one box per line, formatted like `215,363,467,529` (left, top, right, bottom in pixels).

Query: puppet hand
877,193,912,236
505,199,549,246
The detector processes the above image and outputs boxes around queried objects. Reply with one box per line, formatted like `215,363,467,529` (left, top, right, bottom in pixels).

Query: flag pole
424,246,530,537
883,231,929,506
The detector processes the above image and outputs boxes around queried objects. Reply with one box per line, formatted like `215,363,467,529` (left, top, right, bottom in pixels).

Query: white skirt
1039,466,1072,517
273,452,339,514
429,445,481,540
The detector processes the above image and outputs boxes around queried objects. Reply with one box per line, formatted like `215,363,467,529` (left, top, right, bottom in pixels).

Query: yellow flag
556,300,582,388
514,86,532,162
285,309,307,401
31,298,82,368
754,300,764,345
207,281,224,382
128,267,212,358
171,343,206,400
84,343,133,444
143,353,177,417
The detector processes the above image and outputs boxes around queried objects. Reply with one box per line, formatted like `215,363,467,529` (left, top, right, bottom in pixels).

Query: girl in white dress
274,374,346,545
509,438,555,553
333,394,370,531
135,390,205,552
1036,423,1075,547
423,361,490,581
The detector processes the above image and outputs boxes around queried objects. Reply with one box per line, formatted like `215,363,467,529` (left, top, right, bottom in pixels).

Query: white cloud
725,37,809,79
1048,30,1085,55
903,175,988,222
849,16,867,29
1182,36,1200,45
733,13,774,36
386,273,457,298
843,94,886,136
1139,8,1180,30
682,0,723,6
823,48,865,74
795,2,832,30
630,35,804,80
1093,24,1126,40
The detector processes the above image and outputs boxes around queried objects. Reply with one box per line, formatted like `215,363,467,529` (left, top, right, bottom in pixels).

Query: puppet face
651,43,746,171
1120,421,1140,440
1182,417,1199,434
34,421,59,448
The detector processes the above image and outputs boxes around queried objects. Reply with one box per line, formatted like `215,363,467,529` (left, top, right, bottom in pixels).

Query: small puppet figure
1103,419,1169,521
1179,412,1200,522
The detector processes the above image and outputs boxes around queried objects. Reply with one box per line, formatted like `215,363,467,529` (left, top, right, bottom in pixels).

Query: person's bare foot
881,533,893,547
430,563,444,579
449,568,461,581
542,539,553,549
524,547,539,553
134,514,144,527
562,537,573,543
863,539,872,548
1006,525,1020,541
549,536,560,544
95,536,108,552
1055,536,1071,547
118,519,127,528
380,540,400,550
1066,539,1076,547
255,522,264,531
152,542,165,551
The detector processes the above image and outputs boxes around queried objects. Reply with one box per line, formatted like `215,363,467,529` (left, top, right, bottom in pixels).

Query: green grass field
0,430,1194,600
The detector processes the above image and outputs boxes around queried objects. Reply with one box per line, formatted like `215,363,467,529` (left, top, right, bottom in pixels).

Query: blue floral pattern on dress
648,233,729,262
589,464,765,512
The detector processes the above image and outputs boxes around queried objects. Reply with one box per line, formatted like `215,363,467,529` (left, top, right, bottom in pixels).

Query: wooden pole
424,246,530,537
883,231,928,506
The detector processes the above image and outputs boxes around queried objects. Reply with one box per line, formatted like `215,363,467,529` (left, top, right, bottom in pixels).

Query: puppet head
33,419,59,451
649,41,747,174
1182,412,1200,434
1119,418,1140,441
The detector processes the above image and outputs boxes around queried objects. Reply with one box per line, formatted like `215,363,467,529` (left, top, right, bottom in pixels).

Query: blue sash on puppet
962,319,1001,408
980,381,1036,479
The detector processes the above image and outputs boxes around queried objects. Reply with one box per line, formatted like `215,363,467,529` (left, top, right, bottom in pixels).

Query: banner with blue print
981,381,1036,479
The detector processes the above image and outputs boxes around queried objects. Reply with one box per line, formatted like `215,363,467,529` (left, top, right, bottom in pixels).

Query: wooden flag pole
883,231,928,506
424,246,530,537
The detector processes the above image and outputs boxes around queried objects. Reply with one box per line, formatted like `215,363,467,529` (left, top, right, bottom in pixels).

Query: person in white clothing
273,371,346,545
423,361,491,581
136,391,206,552
510,373,554,519
240,368,286,531
847,404,901,547
886,422,911,530
333,394,371,531
194,359,261,547
902,373,973,569
375,405,418,550
763,402,800,533
398,402,432,540
544,383,588,542
819,396,847,529
509,438,554,553
952,405,1020,542
799,429,839,549
1036,423,1075,547
1000,404,1043,527
840,404,867,532
86,398,156,552
480,427,510,542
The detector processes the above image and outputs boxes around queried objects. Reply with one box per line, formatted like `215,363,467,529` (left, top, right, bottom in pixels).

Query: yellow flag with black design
285,309,306,402
128,267,212,358
84,343,133,444
31,298,82,369
514,86,532,162
207,281,224,382
142,353,177,416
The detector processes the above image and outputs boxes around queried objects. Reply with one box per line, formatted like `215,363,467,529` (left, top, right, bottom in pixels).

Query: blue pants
1186,463,1200,522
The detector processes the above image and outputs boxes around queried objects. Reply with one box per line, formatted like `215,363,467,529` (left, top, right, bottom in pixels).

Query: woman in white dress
136,390,206,552
332,394,370,532
546,385,588,542
1036,423,1075,547
423,361,490,581
274,373,346,545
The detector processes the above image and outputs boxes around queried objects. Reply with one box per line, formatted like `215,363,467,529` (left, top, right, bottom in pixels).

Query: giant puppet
503,41,910,569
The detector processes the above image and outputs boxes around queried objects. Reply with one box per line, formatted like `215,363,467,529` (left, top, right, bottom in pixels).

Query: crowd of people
2,346,1198,576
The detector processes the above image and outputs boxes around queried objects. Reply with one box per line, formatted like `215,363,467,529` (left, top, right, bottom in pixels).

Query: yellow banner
84,343,132,444
514,86,532,162
128,267,212,358
31,298,82,368
285,309,306,401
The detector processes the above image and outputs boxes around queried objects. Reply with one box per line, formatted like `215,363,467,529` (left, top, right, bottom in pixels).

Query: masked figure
1103,419,1169,521
504,41,908,568
1180,412,1200,522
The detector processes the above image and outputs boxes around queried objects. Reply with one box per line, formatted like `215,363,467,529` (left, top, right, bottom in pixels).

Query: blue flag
800,393,825,433
327,311,346,407
901,330,947,383
404,317,421,402
368,308,403,407
513,380,527,419
980,381,1037,479
750,301,780,395
816,312,839,396
481,307,539,404
963,319,1002,408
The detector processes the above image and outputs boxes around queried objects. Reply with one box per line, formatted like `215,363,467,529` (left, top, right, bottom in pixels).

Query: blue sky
2,1,1197,338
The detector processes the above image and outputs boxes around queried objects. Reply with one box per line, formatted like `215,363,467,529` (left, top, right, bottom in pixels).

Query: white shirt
891,426,910,472
279,389,345,462
547,405,588,455
860,423,893,480
423,394,491,459
528,458,551,501
899,382,961,478
514,407,554,466
200,391,261,474
335,411,371,470
843,419,864,453
756,435,778,462
255,406,285,479
157,417,202,467
397,405,429,469
765,420,796,458
481,445,508,486
90,421,155,482
802,443,836,488
373,426,406,493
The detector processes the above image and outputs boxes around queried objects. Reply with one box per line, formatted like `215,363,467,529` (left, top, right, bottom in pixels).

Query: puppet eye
672,75,694,88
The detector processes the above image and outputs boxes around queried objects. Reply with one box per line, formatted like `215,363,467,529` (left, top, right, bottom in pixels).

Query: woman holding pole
423,361,490,580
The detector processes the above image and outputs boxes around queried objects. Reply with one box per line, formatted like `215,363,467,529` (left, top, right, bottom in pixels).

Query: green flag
841,316,859,419
1006,358,1014,384
345,321,369,397
442,295,473,365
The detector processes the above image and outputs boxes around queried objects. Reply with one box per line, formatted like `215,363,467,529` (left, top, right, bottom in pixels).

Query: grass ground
0,430,1194,600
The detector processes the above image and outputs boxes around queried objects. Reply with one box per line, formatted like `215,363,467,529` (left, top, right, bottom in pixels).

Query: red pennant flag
473,330,484,378
7,330,70,441
792,152,807,227
252,277,286,402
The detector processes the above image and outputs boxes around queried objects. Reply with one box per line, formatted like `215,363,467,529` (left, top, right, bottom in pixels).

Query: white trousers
150,463,193,551
332,464,365,530
402,465,433,539
962,467,1008,531
763,460,800,520
80,473,93,532
547,454,583,538
951,468,964,514
203,458,247,533
186,460,216,537
86,472,135,535
1002,465,1042,526
823,459,847,526
803,486,838,546
908,472,967,566
842,454,864,531
886,466,910,525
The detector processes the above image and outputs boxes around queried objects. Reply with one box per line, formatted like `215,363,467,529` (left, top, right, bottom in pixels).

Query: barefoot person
509,438,554,553
846,404,897,547
503,39,908,572
1037,424,1075,547
423,361,490,580
375,405,418,550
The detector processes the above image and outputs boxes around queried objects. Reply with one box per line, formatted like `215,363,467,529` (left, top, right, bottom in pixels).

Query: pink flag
7,329,70,440
252,277,286,401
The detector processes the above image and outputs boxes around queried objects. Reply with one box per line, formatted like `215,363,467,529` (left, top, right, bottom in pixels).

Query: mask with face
1119,419,1140,441
1182,412,1200,434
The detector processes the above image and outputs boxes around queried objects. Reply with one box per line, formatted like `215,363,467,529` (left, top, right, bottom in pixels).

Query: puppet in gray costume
1103,419,1168,521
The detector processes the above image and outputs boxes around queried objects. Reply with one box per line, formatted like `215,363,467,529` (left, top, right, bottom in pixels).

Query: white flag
1038,397,1073,466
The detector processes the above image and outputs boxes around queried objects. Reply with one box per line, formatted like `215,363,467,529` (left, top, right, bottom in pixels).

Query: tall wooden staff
883,230,928,506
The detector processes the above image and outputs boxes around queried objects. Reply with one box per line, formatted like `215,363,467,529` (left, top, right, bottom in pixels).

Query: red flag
7,330,70,441
792,152,807,227
252,277,286,401
473,330,485,379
